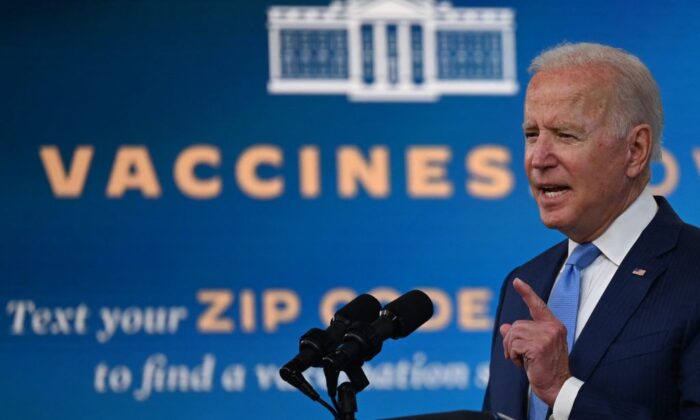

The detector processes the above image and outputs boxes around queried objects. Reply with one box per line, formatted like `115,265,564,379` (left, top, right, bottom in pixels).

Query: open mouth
539,185,571,198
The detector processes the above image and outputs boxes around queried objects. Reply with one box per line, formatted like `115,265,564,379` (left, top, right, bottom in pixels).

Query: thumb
499,323,512,360
499,323,511,337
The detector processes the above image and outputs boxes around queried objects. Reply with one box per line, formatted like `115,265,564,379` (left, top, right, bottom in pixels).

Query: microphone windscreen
335,293,381,324
384,290,434,338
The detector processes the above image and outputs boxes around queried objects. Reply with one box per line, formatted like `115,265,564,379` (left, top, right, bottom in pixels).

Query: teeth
543,189,567,198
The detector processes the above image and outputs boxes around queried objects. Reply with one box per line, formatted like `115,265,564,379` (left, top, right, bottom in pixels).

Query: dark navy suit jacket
483,197,700,419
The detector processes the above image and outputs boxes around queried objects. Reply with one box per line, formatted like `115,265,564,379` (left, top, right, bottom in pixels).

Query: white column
268,25,282,81
502,27,517,81
348,20,362,86
397,21,412,89
373,21,388,86
422,22,436,86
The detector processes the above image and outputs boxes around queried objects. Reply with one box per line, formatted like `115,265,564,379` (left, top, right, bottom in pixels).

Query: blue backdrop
2,0,699,419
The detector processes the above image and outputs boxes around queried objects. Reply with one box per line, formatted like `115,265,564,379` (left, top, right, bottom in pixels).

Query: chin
538,209,571,232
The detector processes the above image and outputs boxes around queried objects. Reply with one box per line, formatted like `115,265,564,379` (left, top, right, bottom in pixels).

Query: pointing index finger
513,277,554,321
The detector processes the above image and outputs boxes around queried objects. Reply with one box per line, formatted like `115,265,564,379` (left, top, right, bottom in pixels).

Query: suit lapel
568,197,681,380
569,256,667,379
521,241,568,307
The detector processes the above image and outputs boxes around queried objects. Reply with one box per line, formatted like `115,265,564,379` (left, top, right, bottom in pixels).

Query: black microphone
322,290,434,371
280,293,381,383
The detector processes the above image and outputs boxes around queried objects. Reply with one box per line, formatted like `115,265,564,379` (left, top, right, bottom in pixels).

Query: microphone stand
324,362,370,420
337,382,357,420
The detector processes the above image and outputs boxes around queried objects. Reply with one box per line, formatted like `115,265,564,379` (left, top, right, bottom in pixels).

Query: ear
625,123,653,178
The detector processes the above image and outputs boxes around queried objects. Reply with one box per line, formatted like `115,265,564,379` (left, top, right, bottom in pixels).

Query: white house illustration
267,0,517,102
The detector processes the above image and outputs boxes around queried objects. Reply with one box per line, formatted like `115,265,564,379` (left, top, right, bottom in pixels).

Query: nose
527,134,558,170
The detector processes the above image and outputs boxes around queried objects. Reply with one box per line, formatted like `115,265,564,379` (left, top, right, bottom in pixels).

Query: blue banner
2,0,699,419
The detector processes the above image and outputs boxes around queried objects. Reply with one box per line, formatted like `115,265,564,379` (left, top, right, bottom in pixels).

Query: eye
558,132,578,140
524,131,538,141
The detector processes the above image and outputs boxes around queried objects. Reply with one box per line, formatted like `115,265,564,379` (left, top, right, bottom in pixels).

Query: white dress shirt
549,188,658,419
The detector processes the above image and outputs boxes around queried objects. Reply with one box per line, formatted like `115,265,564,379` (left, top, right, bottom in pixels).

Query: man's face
523,66,635,242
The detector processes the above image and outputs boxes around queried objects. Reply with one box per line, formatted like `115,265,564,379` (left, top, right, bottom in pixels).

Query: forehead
524,65,617,125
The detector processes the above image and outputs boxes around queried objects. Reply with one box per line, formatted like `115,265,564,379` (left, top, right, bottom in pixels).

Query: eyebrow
521,122,584,133
551,123,584,132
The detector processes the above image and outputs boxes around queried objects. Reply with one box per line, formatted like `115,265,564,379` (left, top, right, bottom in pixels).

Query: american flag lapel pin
632,268,647,276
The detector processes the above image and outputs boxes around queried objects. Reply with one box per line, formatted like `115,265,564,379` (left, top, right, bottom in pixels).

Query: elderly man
483,43,700,419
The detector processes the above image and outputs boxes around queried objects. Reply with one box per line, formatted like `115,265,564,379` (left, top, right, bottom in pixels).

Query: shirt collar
568,188,658,266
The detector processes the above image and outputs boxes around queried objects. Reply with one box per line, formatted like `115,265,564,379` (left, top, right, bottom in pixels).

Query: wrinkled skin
505,65,654,406
523,64,651,243
500,278,572,406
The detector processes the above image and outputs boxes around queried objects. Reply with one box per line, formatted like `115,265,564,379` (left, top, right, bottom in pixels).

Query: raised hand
499,278,572,406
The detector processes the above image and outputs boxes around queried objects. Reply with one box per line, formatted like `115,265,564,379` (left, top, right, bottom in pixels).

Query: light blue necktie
528,242,601,420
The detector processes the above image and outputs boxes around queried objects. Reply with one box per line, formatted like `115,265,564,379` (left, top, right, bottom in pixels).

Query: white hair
529,42,663,161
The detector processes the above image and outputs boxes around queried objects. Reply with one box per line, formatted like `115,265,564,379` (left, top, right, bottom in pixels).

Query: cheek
575,163,622,201
523,152,534,173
